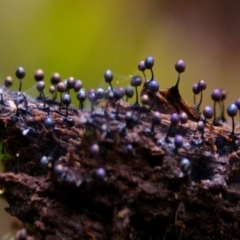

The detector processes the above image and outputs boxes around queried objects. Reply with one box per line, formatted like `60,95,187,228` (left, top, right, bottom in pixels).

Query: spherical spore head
125,86,134,98
4,76,13,88
104,69,113,83
192,83,200,95
179,112,188,124
62,93,71,105
74,80,83,92
148,80,159,93
87,89,96,103
227,103,238,117
126,144,133,153
90,143,100,155
140,94,150,105
175,59,186,73
138,60,146,72
114,87,125,100
174,135,183,148
198,79,207,91
211,89,222,102
44,117,54,129
235,98,240,110
179,158,191,174
203,106,213,119
170,113,179,125
144,56,154,69
49,85,55,94
56,82,66,93
95,167,106,179
105,89,115,100
16,67,25,79
67,77,75,89
221,89,227,100
197,121,205,132
51,73,61,85
77,89,86,101
36,81,45,92
95,88,105,100
125,111,133,121
130,75,142,87
54,164,65,177
40,156,48,167
152,111,161,125
34,69,44,82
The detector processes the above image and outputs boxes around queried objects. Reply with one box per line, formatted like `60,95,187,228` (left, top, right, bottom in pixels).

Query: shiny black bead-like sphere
175,60,186,73
54,164,65,177
4,76,13,88
179,158,191,174
74,80,83,92
221,89,227,100
203,106,213,119
114,87,125,100
141,94,150,105
179,112,188,124
125,86,134,98
131,75,142,87
235,98,240,110
211,89,222,102
40,156,49,167
44,117,54,129
126,144,133,153
87,89,96,103
36,81,45,92
148,80,159,93
170,113,179,125
104,70,113,83
95,88,105,100
192,83,200,95
105,89,115,100
227,103,238,117
152,111,161,125
56,82,66,93
51,73,61,85
144,56,154,69
174,135,183,148
62,93,71,106
67,77,75,89
95,167,106,179
15,67,25,79
49,86,55,94
197,121,205,132
138,60,146,71
125,111,135,127
34,69,44,82
77,89,86,101
90,144,100,155
198,80,207,91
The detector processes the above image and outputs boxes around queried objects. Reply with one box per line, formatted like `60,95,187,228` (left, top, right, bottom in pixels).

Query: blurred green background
1,0,240,236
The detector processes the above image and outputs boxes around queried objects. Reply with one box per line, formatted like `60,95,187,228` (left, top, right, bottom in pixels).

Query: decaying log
0,84,240,240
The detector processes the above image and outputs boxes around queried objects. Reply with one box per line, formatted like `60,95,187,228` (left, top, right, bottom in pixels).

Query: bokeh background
1,0,240,236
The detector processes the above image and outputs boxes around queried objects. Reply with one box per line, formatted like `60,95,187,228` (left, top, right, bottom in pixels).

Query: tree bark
0,86,239,240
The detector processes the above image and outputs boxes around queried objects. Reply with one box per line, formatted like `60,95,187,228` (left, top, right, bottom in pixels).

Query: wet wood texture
0,86,240,240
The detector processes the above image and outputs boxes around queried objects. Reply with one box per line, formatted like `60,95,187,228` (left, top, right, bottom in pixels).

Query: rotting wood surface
0,85,240,240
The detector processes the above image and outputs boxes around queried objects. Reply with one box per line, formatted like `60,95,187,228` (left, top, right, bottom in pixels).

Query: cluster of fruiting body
0,57,240,184
1,57,240,240
192,79,207,111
